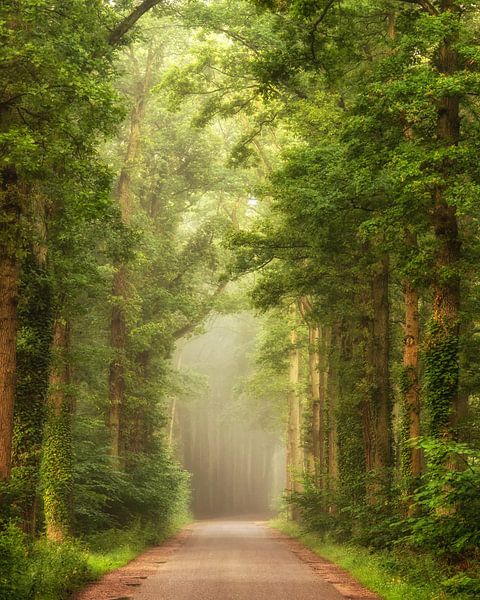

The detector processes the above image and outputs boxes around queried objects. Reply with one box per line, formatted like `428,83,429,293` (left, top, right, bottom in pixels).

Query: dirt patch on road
72,526,194,600
266,526,382,600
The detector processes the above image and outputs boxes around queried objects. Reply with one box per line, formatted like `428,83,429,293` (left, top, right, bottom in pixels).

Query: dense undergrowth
0,516,190,600
0,436,191,600
271,520,477,600
277,440,480,600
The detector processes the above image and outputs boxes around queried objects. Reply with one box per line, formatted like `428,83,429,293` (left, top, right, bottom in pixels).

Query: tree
0,0,167,482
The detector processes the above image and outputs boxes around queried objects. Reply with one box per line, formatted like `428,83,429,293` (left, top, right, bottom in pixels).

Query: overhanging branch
173,280,228,340
396,0,438,15
108,0,164,45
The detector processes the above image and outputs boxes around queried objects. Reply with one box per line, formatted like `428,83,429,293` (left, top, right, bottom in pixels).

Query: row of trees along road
1,1,480,599
162,0,480,596
0,4,268,597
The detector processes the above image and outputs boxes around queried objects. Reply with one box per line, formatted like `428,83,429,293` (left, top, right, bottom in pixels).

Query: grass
0,516,191,600
270,518,473,600
85,545,141,579
83,514,191,580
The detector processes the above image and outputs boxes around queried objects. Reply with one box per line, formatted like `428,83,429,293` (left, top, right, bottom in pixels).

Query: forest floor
73,519,381,600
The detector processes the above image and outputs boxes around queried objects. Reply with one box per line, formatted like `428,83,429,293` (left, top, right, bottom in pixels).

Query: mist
174,313,285,518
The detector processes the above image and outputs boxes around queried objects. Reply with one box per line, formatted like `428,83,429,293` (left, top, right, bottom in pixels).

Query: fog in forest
174,314,285,518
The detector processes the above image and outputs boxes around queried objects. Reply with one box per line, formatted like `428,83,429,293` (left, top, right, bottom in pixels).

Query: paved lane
136,519,345,600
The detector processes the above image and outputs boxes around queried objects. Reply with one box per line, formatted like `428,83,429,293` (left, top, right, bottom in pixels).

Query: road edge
265,522,383,600
71,524,195,600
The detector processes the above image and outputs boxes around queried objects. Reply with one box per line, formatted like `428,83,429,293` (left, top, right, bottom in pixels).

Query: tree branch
310,0,337,62
396,0,438,15
173,280,228,340
312,0,337,32
108,0,164,46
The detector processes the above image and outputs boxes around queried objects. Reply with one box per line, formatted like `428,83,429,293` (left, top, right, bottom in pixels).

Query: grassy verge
270,518,472,600
0,516,191,600
83,524,160,581
83,513,191,587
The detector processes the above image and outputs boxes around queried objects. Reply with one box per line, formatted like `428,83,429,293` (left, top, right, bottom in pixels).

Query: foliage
404,439,480,559
271,519,475,600
423,324,460,436
0,524,89,600
0,517,191,600
2,0,480,597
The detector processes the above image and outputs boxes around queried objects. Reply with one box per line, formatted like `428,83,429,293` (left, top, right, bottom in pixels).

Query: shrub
405,438,480,559
0,524,89,600
0,523,30,600
30,539,90,600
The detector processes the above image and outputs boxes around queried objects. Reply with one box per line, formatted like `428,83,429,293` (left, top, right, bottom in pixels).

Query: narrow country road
75,520,381,600
136,520,344,600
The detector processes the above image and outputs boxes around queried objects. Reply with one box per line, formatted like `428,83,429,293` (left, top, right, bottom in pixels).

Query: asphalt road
135,519,345,600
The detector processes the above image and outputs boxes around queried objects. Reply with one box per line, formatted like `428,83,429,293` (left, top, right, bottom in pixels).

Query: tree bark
403,276,422,479
372,255,392,471
426,0,462,439
326,325,338,501
364,256,392,503
11,246,53,533
298,297,324,485
108,52,153,465
0,167,21,481
42,318,73,542
287,318,303,520
126,349,152,457
307,325,321,480
108,0,164,46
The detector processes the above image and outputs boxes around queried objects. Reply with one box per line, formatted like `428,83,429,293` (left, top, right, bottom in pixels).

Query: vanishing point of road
75,519,380,600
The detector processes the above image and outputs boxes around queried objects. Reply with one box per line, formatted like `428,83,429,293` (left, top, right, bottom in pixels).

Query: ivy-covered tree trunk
41,318,73,542
425,0,461,440
0,167,21,481
403,278,421,479
11,250,52,533
338,324,365,515
364,256,392,503
372,256,391,472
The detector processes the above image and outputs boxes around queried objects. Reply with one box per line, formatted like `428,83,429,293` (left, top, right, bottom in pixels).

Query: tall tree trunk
0,167,21,481
169,345,183,449
42,318,73,542
11,248,52,533
403,274,421,479
403,275,422,514
338,322,365,515
298,297,324,485
326,325,338,506
364,256,392,503
372,255,392,471
108,52,153,465
425,0,462,440
307,325,321,480
108,265,127,466
125,349,152,457
287,319,303,520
